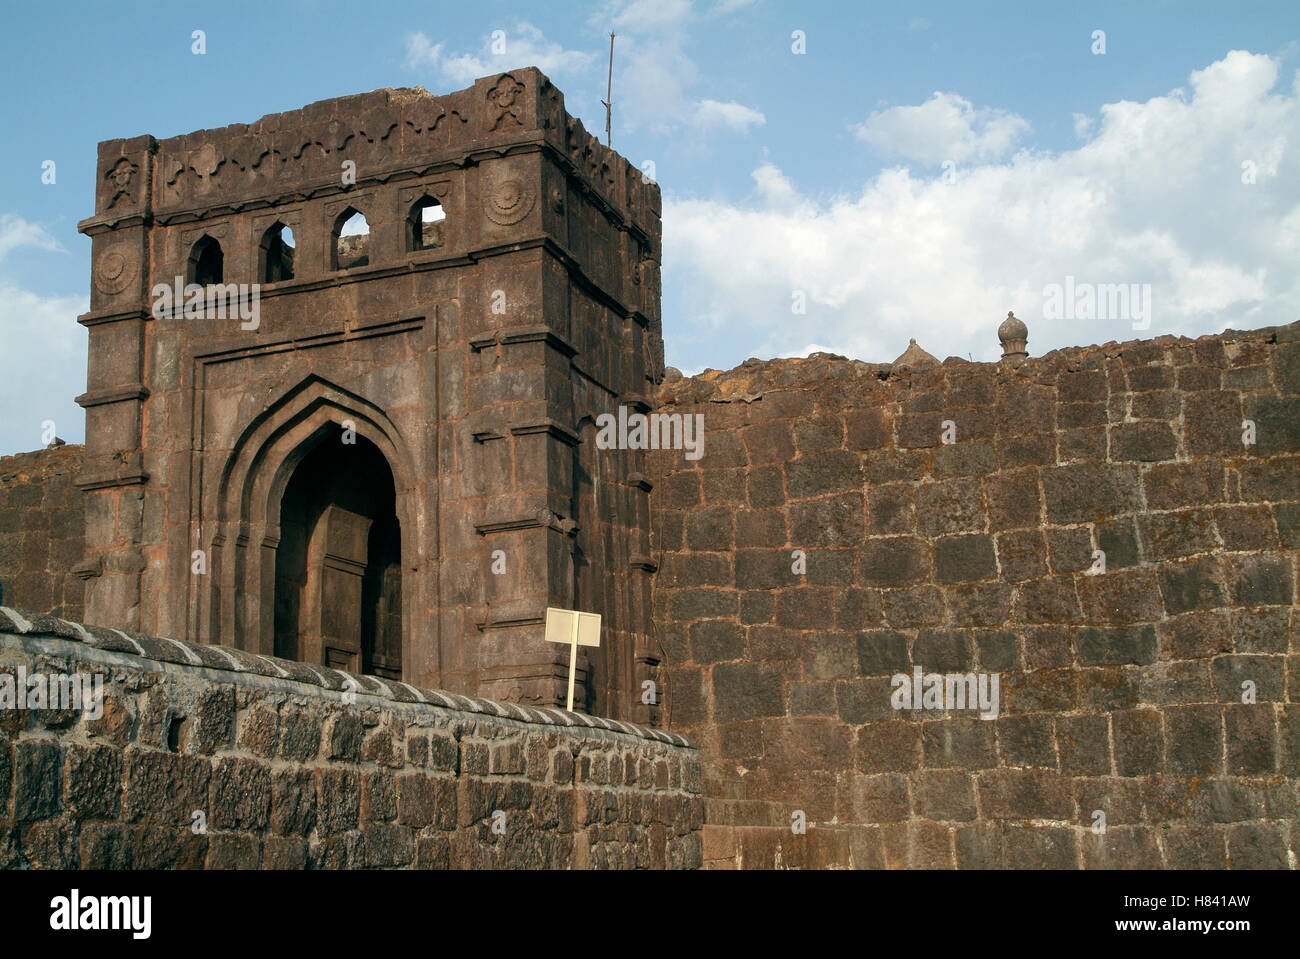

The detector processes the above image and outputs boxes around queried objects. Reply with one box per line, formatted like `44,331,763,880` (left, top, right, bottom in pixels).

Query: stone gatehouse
72,69,661,720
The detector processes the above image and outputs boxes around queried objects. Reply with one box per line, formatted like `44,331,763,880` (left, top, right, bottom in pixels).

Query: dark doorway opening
189,235,223,285
273,432,402,678
259,223,295,282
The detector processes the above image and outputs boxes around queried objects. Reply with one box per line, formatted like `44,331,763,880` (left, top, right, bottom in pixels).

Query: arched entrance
272,435,402,678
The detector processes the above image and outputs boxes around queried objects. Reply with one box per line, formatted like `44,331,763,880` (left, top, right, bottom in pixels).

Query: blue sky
1,0,1298,455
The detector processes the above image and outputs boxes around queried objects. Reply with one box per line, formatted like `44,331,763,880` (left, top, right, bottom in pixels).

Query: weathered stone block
1224,705,1277,774
211,757,271,830
1223,554,1293,607
317,768,361,836
996,530,1048,582
1040,463,1140,523
1162,825,1227,869
1110,422,1177,461
913,629,974,672
1137,509,1218,561
1075,626,1158,666
64,744,121,820
711,663,784,722
933,534,997,583
1227,823,1289,869
922,720,997,769
996,714,1056,768
855,721,921,773
1164,705,1222,776
785,451,863,499
977,769,1074,821
1081,828,1162,869
689,621,745,665
13,741,61,821
1158,556,1227,615
915,480,985,535
857,537,928,586
1112,709,1164,776
1078,569,1164,624
1056,714,1110,775
207,833,260,869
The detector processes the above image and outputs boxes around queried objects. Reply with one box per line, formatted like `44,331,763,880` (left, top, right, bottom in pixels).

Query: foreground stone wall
0,447,86,622
0,609,701,869
649,320,1300,869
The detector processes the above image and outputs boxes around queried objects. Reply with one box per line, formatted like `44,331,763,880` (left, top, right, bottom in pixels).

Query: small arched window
188,235,223,285
406,196,445,252
259,223,295,283
332,208,369,270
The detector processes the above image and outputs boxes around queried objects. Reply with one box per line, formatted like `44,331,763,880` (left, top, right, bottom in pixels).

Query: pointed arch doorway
272,434,403,679
203,375,422,680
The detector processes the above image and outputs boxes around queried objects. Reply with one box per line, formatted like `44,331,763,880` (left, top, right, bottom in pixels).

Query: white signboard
544,607,602,711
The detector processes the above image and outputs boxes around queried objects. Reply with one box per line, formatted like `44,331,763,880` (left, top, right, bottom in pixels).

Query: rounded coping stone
0,609,696,751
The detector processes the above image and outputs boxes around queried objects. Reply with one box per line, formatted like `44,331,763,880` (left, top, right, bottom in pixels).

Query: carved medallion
484,177,536,225
93,245,135,295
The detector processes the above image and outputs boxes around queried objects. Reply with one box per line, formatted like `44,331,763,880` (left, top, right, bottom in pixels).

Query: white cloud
0,283,87,455
908,18,931,31
405,23,596,87
853,91,1031,165
0,215,63,261
608,0,692,31
780,343,849,359
711,0,758,14
694,99,766,133
589,0,765,136
404,32,443,72
0,216,85,455
664,51,1300,369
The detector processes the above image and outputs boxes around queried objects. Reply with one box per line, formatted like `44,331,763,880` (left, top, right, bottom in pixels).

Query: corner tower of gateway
74,69,665,718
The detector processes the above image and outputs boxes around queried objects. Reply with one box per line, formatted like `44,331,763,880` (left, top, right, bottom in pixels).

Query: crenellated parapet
80,69,660,257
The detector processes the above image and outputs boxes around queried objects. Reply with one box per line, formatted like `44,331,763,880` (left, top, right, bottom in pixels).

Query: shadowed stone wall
0,609,701,869
0,446,86,623
648,320,1300,869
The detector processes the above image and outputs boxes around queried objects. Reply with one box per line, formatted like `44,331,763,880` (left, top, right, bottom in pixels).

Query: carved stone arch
201,375,419,672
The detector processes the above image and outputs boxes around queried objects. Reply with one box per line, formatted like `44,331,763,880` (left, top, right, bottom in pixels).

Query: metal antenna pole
602,32,615,147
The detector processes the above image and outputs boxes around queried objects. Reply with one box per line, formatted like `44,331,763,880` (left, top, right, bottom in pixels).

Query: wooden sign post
544,607,602,712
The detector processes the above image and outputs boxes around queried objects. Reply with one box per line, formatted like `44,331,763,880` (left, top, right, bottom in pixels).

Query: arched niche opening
406,196,446,251
259,222,295,282
188,235,224,285
332,208,370,270
272,432,402,679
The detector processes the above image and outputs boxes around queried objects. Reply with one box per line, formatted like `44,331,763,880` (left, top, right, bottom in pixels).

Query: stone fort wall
3,318,1299,868
3,319,1298,868
0,609,701,869
0,446,86,623
648,319,1300,869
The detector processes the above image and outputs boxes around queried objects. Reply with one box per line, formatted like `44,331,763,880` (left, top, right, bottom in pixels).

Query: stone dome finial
998,311,1028,367
893,338,940,369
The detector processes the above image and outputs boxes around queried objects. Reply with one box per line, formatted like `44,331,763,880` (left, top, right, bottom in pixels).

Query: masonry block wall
0,446,87,623
0,610,701,869
648,320,1300,869
75,68,662,711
